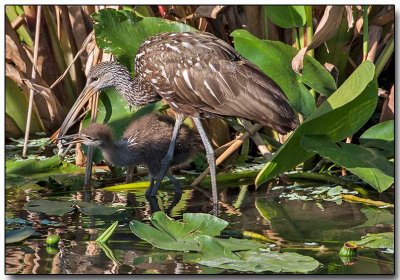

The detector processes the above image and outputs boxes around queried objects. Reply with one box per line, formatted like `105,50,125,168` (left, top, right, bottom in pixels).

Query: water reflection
5,181,394,274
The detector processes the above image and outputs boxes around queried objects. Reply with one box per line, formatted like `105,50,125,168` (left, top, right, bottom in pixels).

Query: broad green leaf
182,213,229,237
92,9,194,71
360,120,394,156
300,135,394,192
25,200,75,216
6,155,62,175
130,212,228,251
256,61,377,187
196,235,320,273
232,29,337,118
6,78,42,134
129,219,200,252
351,232,394,250
6,226,36,244
264,6,306,28
354,208,394,229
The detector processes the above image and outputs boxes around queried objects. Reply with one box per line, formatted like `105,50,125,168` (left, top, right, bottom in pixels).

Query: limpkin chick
62,114,202,195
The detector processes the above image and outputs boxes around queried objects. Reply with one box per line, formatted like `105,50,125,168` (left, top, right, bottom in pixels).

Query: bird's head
57,62,132,139
58,123,114,148
85,62,131,92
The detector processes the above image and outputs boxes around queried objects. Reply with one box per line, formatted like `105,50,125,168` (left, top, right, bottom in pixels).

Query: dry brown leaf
366,25,383,62
345,6,354,30
6,63,24,84
5,35,27,73
292,6,346,74
370,5,394,26
380,85,394,122
195,5,225,19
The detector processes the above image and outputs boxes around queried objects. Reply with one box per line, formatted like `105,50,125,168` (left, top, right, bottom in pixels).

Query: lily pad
130,211,229,252
195,235,320,273
6,226,37,244
25,200,76,216
351,232,394,250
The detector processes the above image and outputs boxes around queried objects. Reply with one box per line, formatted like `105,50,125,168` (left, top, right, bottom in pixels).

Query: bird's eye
92,77,99,82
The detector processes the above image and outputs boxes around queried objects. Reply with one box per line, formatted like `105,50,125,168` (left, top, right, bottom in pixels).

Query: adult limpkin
58,31,298,209
60,113,202,195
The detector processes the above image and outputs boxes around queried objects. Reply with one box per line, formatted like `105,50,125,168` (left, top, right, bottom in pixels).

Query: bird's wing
158,54,297,133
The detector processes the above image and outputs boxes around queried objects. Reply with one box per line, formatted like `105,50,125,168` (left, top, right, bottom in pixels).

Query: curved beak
57,86,98,139
57,133,84,146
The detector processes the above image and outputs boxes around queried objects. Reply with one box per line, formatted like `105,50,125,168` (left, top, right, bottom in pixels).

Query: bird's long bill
57,133,84,146
58,86,98,138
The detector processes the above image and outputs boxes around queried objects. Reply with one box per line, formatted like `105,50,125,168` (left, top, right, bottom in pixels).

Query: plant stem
292,28,301,50
262,6,269,39
305,6,314,57
286,172,359,188
298,26,305,49
362,5,369,61
22,6,41,158
375,36,394,78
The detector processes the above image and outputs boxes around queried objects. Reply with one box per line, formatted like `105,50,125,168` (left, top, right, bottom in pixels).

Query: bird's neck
99,140,143,167
115,75,161,107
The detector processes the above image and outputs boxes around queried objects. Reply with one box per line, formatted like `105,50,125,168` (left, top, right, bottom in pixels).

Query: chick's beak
57,133,84,146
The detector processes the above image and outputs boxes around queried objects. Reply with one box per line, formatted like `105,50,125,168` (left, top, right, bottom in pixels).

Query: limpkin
58,31,298,209
60,113,202,194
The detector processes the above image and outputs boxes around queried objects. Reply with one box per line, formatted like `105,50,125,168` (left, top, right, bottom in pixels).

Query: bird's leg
147,113,185,197
167,172,181,194
125,165,135,183
148,175,155,191
165,189,183,216
192,117,219,215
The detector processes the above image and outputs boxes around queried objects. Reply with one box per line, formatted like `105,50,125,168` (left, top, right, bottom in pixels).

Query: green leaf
97,242,121,264
231,29,337,118
300,135,394,192
6,78,41,135
129,219,200,252
6,155,62,175
326,186,343,196
96,221,118,243
354,208,394,229
255,61,377,187
129,212,229,252
92,9,194,71
360,120,394,156
25,200,76,216
6,226,36,244
264,6,306,28
351,232,394,250
196,235,320,273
